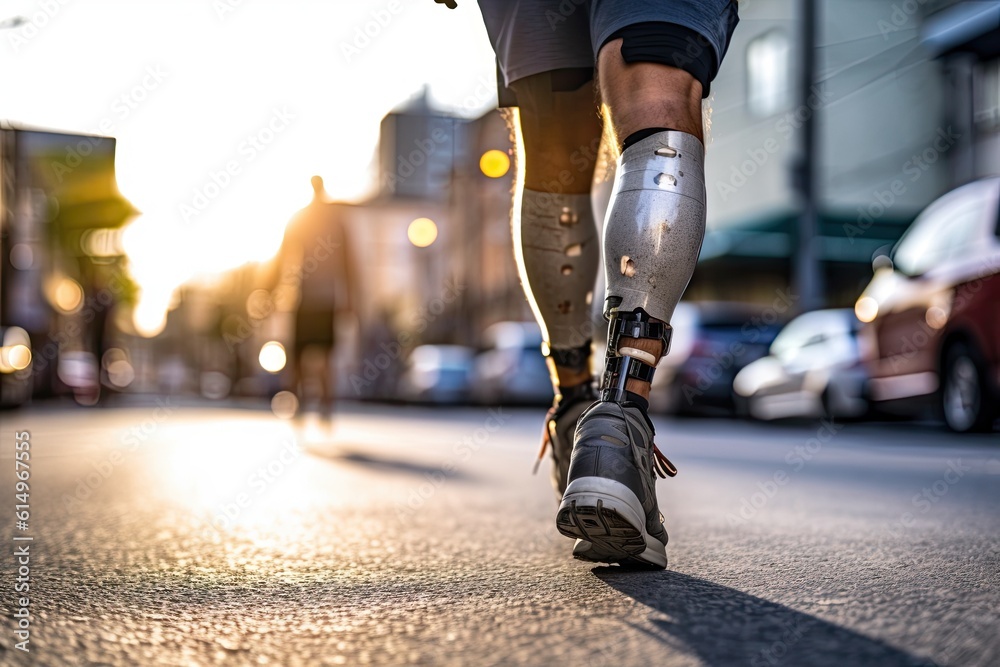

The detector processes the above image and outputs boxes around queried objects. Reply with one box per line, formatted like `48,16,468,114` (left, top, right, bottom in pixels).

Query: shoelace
531,406,559,475
652,444,678,478
533,406,679,479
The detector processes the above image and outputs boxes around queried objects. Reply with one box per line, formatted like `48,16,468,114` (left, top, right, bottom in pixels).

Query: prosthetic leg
515,190,599,363
557,130,704,568
503,70,605,498
601,130,705,401
516,189,600,496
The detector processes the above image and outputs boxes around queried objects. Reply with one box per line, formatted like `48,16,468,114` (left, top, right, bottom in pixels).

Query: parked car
855,176,1000,432
398,345,475,405
473,322,553,406
649,302,784,415
733,309,869,420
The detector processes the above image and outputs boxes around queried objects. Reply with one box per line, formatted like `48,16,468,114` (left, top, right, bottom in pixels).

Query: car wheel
733,392,752,419
941,342,993,433
819,385,835,420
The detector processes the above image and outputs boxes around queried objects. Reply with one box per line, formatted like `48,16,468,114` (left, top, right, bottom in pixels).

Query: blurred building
338,91,527,350
921,0,1000,181
379,89,464,202
695,0,997,307
0,123,137,404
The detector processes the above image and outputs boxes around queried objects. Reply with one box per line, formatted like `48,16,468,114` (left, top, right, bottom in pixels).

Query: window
747,31,790,117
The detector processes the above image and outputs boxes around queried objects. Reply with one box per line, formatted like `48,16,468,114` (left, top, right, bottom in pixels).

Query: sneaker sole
556,476,667,569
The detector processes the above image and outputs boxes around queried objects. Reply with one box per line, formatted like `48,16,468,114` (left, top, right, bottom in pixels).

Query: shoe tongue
620,394,656,434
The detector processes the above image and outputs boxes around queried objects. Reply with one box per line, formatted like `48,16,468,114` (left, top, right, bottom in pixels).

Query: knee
597,42,703,143
511,76,602,192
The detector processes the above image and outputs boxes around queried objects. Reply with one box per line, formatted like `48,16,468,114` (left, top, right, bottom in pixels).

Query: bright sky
1,0,497,329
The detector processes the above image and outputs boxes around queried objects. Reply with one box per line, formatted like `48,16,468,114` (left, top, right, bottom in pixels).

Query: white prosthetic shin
600,130,706,401
514,189,599,374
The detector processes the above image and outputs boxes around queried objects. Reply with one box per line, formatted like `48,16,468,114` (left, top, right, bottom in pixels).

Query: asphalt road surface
1,399,998,666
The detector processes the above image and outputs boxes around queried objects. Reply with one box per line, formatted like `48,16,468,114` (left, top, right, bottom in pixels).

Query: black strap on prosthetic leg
546,341,592,374
600,309,672,403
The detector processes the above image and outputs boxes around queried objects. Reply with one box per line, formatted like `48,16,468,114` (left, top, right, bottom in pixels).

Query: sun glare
3,1,497,338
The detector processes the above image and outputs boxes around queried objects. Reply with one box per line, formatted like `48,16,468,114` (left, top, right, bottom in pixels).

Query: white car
734,309,869,420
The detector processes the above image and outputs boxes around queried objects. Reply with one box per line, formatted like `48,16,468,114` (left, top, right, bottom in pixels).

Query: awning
921,1,1000,58
14,129,137,258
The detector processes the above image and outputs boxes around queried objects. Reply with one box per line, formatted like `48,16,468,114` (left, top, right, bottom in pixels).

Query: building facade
694,0,977,308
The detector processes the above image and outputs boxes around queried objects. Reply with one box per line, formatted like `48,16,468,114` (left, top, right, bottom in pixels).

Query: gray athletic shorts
478,0,740,102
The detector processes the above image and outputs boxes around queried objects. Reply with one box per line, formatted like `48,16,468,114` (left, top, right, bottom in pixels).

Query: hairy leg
598,38,704,147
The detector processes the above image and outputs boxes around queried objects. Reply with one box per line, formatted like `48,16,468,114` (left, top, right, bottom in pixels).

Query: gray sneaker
555,401,677,569
534,383,597,498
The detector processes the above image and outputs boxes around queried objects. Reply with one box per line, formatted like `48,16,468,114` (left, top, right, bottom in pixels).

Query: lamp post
792,0,823,313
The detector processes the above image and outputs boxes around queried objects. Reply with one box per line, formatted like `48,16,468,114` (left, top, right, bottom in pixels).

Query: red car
856,176,1000,432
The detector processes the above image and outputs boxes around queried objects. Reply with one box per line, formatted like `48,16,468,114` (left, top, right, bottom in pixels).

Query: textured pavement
1,400,998,666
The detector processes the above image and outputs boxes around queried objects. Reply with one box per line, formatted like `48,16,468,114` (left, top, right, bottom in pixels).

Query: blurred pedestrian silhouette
272,176,356,418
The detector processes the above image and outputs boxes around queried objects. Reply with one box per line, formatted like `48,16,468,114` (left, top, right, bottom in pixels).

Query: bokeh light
259,341,287,373
855,296,878,323
407,218,438,248
9,244,33,270
479,149,510,178
0,341,32,373
271,391,300,419
8,345,31,371
1,329,31,374
925,306,948,330
102,349,135,388
133,300,168,337
52,278,84,314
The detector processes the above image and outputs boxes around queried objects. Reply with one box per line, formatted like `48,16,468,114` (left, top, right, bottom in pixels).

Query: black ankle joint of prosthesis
606,308,672,357
600,309,672,403
545,341,592,373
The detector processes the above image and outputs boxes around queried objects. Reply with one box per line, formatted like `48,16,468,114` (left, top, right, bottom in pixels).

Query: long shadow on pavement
317,448,478,482
593,569,935,666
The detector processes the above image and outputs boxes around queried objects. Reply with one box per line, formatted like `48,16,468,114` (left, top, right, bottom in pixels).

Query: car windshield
891,188,986,276
770,311,848,358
